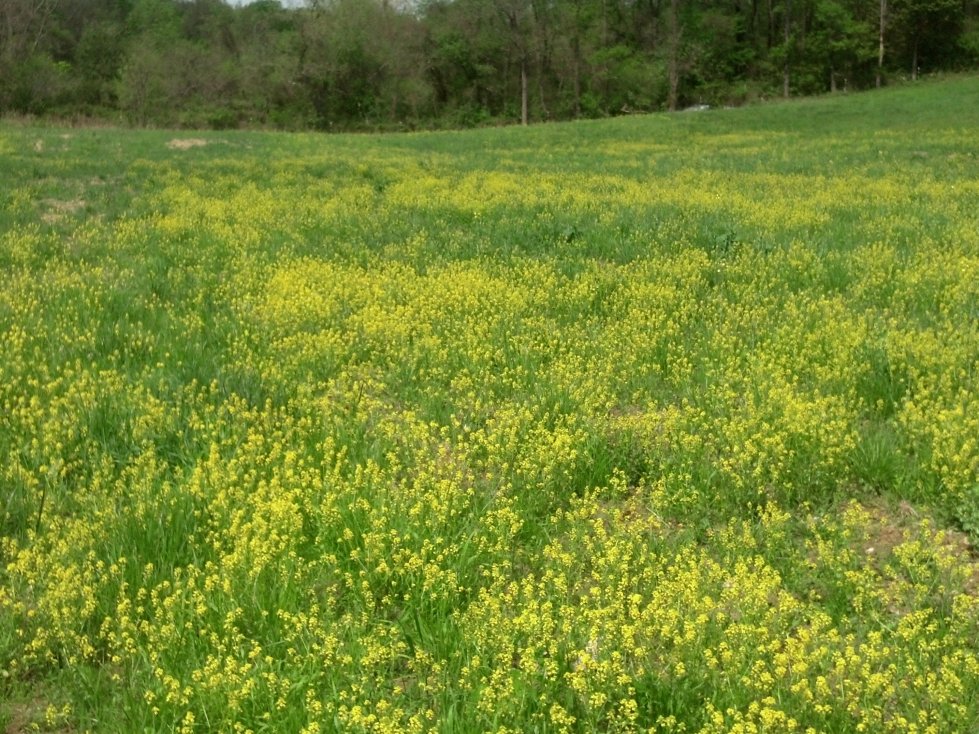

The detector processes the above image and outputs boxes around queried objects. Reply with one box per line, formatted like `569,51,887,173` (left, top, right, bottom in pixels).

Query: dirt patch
166,138,209,150
862,500,917,559
940,526,979,595
39,198,85,225
4,700,42,734
3,693,75,734
41,198,85,213
861,498,979,597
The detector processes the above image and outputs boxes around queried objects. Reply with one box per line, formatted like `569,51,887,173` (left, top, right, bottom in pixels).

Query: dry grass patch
39,198,85,224
166,138,209,150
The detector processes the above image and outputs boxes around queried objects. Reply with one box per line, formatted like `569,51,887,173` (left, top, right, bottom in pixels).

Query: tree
667,0,681,109
1,0,978,128
809,0,871,91
0,0,60,112
782,0,792,96
894,0,962,79
877,0,887,86
492,0,536,124
234,1,309,127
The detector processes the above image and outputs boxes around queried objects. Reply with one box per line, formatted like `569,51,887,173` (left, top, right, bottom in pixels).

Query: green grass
2,76,979,733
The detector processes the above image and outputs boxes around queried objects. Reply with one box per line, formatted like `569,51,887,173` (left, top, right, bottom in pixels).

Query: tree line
1,0,976,130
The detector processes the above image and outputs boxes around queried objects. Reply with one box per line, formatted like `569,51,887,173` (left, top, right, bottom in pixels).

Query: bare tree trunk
601,0,608,47
601,0,609,101
767,0,775,48
520,58,528,124
537,68,548,119
830,68,836,92
535,9,550,120
31,0,56,54
782,0,791,98
667,0,680,111
498,2,531,125
503,56,511,117
876,0,886,87
568,0,583,117
911,38,918,80
1,0,56,59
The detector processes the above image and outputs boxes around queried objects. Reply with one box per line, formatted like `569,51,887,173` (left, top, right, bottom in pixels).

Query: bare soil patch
40,198,85,224
166,138,209,150
861,498,979,596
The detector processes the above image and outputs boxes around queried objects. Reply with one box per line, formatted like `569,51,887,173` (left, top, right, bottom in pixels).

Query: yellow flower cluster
2,87,979,731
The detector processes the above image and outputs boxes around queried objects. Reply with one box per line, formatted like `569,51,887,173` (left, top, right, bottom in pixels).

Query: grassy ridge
2,77,979,732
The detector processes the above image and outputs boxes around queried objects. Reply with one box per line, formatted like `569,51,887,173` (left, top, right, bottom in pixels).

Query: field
2,77,979,733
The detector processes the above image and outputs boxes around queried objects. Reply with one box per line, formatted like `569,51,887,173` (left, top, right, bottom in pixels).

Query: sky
225,0,306,7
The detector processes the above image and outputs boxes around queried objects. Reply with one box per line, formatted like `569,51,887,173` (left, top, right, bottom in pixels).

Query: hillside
2,77,979,732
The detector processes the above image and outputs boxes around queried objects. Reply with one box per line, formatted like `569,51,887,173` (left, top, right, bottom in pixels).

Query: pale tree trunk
667,0,680,111
498,1,530,125
782,0,791,98
1,0,56,59
571,0,582,116
767,0,775,48
911,38,918,80
535,10,550,120
537,69,548,119
33,0,55,54
520,58,528,125
876,0,886,87
600,0,609,100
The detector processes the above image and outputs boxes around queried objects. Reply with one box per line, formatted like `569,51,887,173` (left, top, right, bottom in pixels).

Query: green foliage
2,0,978,128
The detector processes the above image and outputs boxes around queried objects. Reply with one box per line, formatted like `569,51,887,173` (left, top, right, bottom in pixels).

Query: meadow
2,77,979,733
